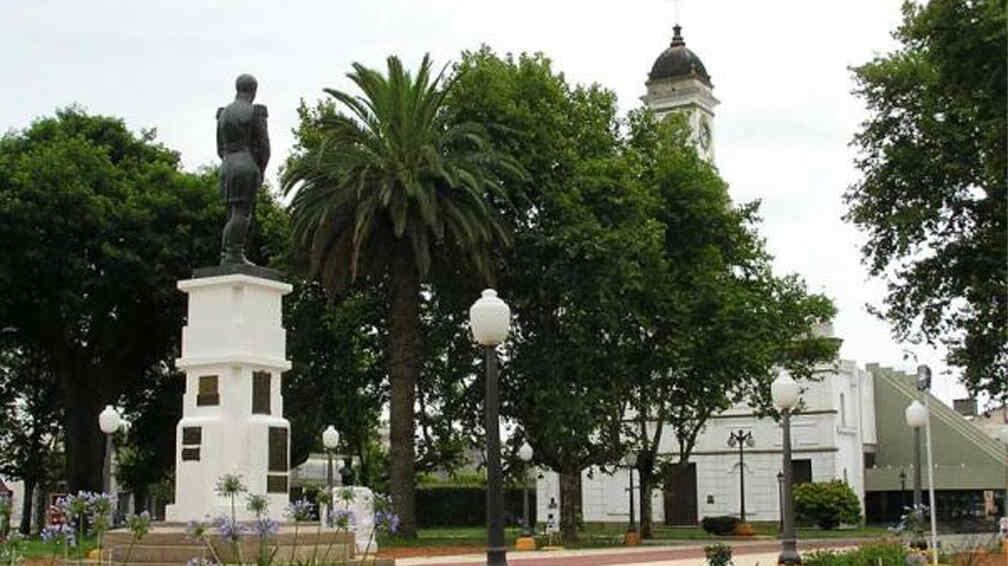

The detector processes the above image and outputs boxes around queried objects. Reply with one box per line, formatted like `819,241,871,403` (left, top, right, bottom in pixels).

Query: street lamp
727,429,754,523
470,289,511,566
905,400,927,509
915,364,939,566
98,405,122,494
322,425,340,527
772,371,801,565
518,442,534,537
623,452,638,535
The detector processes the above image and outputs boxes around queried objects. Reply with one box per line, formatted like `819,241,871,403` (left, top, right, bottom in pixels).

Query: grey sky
1,1,968,403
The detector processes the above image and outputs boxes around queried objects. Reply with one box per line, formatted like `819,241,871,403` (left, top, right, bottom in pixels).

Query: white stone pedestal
321,486,377,554
165,272,292,522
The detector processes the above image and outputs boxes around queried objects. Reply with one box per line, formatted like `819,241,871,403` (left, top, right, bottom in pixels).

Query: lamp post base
487,546,508,565
778,538,801,564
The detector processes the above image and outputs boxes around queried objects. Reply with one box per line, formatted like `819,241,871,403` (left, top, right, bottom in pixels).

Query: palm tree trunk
388,247,420,537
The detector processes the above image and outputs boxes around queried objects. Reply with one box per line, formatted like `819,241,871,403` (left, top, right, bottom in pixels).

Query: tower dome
648,24,711,86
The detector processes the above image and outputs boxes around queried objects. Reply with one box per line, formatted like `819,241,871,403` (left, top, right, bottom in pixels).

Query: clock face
698,118,712,150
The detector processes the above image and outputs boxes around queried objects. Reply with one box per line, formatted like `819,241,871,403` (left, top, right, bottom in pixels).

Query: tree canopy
0,108,225,492
846,0,1006,402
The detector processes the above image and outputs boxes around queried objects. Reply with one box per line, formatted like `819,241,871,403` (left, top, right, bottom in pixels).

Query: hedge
416,486,537,527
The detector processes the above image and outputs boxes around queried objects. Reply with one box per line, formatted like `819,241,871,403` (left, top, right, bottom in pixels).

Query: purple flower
284,499,315,522
251,516,278,539
375,510,400,534
212,516,245,541
40,524,76,547
332,508,356,530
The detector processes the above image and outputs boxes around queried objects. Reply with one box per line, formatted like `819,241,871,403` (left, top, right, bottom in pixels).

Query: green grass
375,523,890,548
8,537,96,559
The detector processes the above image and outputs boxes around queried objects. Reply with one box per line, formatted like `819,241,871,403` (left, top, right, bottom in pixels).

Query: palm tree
283,54,519,536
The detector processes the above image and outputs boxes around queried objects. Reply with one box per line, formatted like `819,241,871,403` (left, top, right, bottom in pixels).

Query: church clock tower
641,24,719,163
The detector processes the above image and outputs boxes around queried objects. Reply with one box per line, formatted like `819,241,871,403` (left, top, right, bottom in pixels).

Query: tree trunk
133,484,149,518
32,484,46,535
59,366,104,494
387,247,420,538
559,468,582,543
18,478,34,535
639,463,653,538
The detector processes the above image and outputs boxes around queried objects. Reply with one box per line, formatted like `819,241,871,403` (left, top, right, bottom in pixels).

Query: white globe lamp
99,405,121,434
322,425,340,450
771,372,800,411
469,289,511,346
518,441,533,463
905,400,928,429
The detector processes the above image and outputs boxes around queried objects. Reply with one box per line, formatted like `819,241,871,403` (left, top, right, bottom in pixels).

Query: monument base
100,524,394,565
169,271,293,522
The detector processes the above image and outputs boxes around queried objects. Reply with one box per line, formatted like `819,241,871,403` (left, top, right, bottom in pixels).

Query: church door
663,463,698,525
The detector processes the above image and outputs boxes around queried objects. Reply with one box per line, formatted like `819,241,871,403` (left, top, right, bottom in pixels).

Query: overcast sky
1,1,970,404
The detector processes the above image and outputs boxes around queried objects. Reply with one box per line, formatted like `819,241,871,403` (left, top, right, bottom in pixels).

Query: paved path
395,539,861,566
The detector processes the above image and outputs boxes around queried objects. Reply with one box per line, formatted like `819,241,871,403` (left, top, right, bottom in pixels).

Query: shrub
701,515,740,536
704,543,733,566
415,486,533,527
793,480,862,529
802,541,906,566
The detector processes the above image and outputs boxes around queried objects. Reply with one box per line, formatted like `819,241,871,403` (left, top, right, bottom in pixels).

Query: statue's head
235,74,258,101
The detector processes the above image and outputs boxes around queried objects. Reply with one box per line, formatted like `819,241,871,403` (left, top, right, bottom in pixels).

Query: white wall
540,361,872,525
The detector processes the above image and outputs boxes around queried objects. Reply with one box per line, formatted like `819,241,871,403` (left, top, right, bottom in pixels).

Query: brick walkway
396,539,864,566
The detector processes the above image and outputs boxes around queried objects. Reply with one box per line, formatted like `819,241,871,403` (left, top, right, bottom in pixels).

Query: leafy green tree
846,0,1006,401
623,111,838,536
283,55,521,536
0,108,225,492
283,280,387,478
0,346,62,533
445,48,662,541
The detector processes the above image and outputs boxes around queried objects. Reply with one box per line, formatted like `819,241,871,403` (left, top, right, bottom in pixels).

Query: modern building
535,24,1008,527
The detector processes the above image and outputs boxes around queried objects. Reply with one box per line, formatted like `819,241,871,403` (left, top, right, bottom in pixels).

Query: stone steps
97,526,373,565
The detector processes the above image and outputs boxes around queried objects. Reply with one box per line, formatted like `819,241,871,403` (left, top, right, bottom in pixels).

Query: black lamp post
772,371,801,565
623,452,637,534
470,290,511,566
777,471,784,533
727,430,754,523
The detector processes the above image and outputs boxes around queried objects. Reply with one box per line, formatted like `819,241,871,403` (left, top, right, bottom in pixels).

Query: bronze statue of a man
217,73,269,265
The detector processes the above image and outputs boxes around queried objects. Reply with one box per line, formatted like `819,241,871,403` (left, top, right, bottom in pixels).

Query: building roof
865,364,1008,491
648,24,712,86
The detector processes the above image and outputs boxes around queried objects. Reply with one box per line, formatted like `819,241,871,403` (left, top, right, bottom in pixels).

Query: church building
534,24,1008,529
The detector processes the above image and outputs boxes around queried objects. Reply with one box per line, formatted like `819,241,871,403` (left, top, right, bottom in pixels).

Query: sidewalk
395,540,858,566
